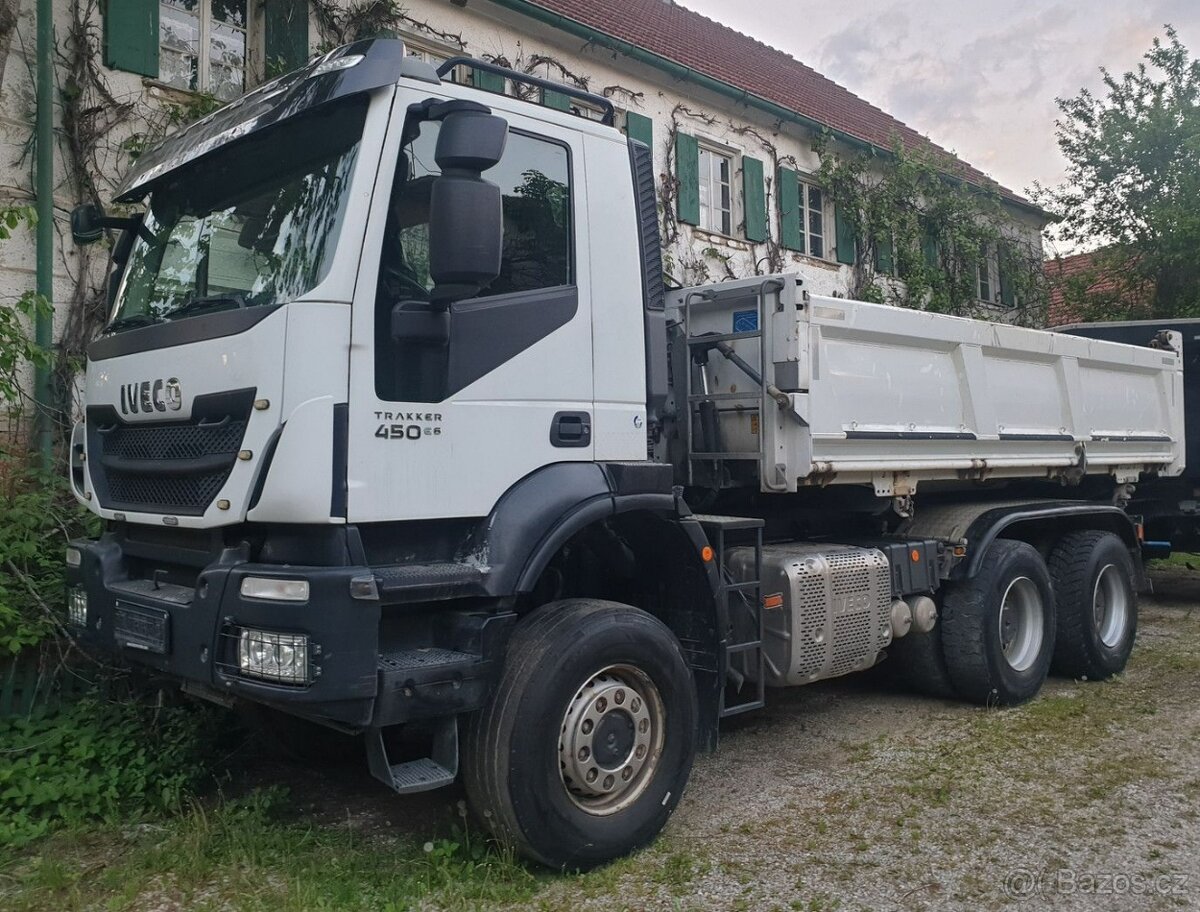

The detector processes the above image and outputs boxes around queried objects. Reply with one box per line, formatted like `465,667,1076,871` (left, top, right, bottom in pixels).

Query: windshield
108,97,368,333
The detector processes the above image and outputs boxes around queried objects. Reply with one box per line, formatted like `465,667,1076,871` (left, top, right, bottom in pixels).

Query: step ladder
696,514,766,717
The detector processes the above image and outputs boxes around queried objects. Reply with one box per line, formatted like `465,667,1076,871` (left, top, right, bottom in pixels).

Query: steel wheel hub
559,664,665,816
1093,563,1130,648
998,575,1044,672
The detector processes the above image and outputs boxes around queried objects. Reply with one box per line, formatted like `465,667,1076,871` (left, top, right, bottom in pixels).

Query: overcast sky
677,0,1199,234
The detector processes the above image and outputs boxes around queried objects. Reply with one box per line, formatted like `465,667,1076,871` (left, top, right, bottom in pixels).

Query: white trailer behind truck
63,40,1183,870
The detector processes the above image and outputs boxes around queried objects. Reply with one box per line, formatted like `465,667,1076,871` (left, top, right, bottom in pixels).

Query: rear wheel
462,599,697,870
886,622,957,699
1048,530,1138,680
941,539,1056,705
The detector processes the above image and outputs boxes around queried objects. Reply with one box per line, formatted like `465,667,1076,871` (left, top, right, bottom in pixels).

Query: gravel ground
265,565,1200,911
511,569,1200,912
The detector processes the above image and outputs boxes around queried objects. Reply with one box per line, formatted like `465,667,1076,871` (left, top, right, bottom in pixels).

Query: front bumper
68,534,382,726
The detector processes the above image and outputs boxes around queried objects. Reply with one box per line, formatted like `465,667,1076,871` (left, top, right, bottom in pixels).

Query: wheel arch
959,503,1143,589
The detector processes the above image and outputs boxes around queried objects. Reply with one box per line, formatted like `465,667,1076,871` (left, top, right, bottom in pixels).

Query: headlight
240,577,309,602
237,629,310,684
67,587,88,627
66,547,82,568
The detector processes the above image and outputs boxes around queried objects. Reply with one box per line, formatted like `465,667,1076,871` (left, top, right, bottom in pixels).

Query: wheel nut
635,744,647,759
603,774,615,790
578,746,590,762
581,719,593,734
586,769,597,783
622,766,633,781
631,697,641,712
638,718,649,733
596,697,607,712
615,689,625,704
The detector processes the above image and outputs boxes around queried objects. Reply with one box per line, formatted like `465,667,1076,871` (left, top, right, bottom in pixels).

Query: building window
978,250,994,302
160,0,247,100
698,146,733,236
800,180,826,259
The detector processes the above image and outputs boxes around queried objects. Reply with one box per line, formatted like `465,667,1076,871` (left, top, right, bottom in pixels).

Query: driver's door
346,94,594,522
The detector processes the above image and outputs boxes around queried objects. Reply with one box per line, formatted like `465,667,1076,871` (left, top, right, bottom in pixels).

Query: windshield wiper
161,293,248,321
103,313,162,334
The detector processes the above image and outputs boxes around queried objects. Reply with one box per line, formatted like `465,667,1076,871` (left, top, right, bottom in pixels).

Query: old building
0,0,1050,381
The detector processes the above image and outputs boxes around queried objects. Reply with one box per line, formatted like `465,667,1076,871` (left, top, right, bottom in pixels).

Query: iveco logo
119,378,182,415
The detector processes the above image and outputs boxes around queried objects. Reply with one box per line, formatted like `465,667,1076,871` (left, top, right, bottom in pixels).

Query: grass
0,788,540,912
4,581,1199,911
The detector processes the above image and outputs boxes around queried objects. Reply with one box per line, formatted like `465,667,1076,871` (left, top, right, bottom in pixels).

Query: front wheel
462,599,698,870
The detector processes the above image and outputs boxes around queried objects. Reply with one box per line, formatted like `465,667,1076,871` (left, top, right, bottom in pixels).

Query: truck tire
1047,530,1137,680
886,624,957,699
941,539,1056,705
461,599,697,871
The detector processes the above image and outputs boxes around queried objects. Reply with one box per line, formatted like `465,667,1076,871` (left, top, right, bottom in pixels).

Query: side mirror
71,203,105,245
428,110,508,305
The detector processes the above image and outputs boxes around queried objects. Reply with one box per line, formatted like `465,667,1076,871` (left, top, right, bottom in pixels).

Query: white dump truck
64,40,1183,869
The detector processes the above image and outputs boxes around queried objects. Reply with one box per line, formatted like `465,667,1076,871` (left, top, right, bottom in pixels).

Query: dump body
669,274,1185,495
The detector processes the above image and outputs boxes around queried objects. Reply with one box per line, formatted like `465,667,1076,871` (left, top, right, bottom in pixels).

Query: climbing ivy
817,136,1048,325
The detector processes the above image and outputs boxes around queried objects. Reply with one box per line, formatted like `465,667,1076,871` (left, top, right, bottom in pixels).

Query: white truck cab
64,39,1182,870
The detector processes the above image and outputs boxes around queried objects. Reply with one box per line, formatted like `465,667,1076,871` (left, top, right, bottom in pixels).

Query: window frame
797,175,828,260
696,142,736,238
159,0,249,100
977,247,996,304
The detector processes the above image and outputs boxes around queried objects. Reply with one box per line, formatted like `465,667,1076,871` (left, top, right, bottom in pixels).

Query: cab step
366,716,458,794
374,562,487,601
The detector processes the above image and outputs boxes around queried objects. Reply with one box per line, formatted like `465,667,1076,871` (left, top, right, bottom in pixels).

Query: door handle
550,411,591,448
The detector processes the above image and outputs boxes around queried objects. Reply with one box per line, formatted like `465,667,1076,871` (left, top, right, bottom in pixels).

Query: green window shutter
104,0,159,78
264,0,309,77
834,203,857,265
675,132,700,225
475,69,505,93
624,111,653,149
922,225,939,269
874,232,894,275
999,243,1016,307
742,157,767,243
543,89,570,111
777,167,802,251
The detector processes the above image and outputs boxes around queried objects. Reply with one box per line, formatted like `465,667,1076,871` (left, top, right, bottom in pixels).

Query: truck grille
86,388,256,516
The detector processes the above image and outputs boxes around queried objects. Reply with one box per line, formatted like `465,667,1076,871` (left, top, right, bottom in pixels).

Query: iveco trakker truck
65,40,1184,869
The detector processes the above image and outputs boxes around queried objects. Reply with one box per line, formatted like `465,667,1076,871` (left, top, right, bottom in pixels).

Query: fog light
68,587,88,627
237,629,309,684
66,546,82,568
240,577,309,602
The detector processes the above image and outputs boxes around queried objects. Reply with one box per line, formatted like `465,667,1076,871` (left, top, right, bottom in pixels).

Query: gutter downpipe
484,0,1050,220
34,0,54,465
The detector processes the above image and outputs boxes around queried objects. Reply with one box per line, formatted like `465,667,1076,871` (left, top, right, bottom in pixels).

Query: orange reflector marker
1135,522,1145,542
763,593,784,609
701,546,714,562
953,545,967,557
910,549,921,562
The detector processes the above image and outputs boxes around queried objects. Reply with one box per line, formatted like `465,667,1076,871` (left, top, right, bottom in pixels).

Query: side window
376,122,572,307
375,121,576,403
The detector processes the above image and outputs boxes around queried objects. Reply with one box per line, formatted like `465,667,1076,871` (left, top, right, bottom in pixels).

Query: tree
1035,26,1200,320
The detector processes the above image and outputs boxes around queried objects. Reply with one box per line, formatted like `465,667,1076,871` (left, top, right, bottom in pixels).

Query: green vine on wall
816,135,1048,324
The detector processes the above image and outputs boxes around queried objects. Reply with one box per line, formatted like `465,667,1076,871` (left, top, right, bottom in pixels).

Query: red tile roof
1046,249,1151,326
515,0,1038,211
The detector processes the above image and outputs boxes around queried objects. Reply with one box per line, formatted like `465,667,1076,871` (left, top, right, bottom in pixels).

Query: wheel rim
997,576,1044,672
1093,564,1130,648
559,664,665,816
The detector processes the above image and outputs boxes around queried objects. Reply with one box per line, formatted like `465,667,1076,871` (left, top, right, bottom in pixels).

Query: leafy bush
0,695,221,846
0,463,98,654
